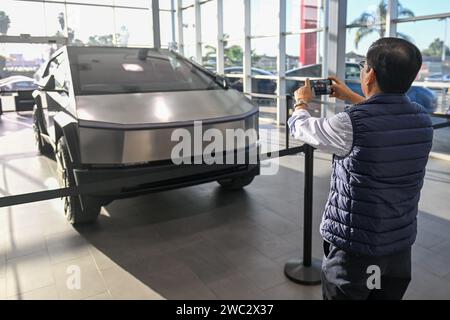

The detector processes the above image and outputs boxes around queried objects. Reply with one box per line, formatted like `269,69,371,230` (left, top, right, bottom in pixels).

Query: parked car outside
0,75,37,94
224,67,277,95
424,73,450,82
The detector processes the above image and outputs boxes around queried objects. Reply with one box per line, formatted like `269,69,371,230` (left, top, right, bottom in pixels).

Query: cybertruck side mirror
42,75,56,91
218,75,230,90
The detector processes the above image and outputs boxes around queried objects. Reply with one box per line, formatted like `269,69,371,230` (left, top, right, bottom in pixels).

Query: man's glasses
359,60,373,72
358,60,366,71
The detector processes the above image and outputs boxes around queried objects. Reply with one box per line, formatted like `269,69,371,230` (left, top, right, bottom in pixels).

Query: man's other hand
329,76,365,105
294,78,313,103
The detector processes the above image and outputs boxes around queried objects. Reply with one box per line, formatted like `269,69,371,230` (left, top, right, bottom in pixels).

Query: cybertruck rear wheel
56,137,101,225
218,174,255,191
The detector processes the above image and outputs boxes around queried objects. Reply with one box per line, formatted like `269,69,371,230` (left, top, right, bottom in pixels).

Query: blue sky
347,0,450,55
215,0,450,57
1,0,449,61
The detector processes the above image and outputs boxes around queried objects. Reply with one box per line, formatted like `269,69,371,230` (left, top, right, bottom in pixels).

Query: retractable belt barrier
0,146,307,209
431,113,450,130
0,96,449,286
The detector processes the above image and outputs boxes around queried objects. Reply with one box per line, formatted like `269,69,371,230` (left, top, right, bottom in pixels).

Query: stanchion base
284,258,322,285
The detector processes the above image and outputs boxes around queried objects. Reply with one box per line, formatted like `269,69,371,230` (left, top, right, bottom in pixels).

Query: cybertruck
33,47,259,225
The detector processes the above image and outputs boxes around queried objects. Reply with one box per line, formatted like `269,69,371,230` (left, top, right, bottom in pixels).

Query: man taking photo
288,38,434,300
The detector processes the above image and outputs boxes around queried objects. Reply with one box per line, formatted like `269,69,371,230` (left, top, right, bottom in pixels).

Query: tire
218,174,256,191
56,137,101,225
33,107,53,156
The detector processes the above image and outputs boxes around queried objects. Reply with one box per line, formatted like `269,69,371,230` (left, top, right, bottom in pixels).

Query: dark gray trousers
321,241,412,300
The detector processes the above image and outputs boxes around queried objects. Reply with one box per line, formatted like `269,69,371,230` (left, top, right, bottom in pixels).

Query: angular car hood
75,89,257,127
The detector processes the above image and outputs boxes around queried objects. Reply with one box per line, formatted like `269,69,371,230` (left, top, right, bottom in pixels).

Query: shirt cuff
292,108,312,118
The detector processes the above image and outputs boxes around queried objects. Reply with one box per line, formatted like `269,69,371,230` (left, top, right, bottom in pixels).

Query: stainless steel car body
35,46,259,166
76,90,258,165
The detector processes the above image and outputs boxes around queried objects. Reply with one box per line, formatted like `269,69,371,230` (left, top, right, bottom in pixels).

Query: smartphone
310,79,332,96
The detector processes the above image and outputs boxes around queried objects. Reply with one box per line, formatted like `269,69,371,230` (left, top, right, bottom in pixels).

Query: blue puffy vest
320,94,434,257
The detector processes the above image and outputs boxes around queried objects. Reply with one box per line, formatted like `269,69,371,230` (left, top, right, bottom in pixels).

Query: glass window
285,32,323,96
224,0,244,40
201,0,217,69
286,0,323,33
202,44,217,71
250,36,277,95
398,1,450,18
397,19,450,115
346,26,381,58
160,10,174,47
159,0,174,10
71,0,113,5
182,7,196,47
183,44,197,61
115,8,153,47
0,44,55,110
224,39,244,71
201,0,217,44
251,37,277,74
286,32,323,72
114,0,150,8
251,0,278,36
347,0,387,26
346,63,361,81
182,0,195,7
66,5,115,46
254,97,277,124
68,48,221,95
346,0,386,56
44,3,67,38
0,0,46,36
397,20,449,79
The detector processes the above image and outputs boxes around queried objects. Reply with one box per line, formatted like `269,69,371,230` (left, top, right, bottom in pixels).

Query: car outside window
346,64,360,81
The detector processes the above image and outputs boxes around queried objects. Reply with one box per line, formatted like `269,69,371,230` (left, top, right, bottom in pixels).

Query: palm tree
352,0,414,49
58,12,65,32
203,34,263,69
0,11,10,35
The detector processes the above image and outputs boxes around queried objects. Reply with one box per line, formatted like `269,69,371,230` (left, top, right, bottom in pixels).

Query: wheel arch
53,112,82,167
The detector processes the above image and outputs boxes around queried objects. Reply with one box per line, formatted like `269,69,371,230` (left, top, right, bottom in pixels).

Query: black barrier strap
0,147,307,209
433,122,450,130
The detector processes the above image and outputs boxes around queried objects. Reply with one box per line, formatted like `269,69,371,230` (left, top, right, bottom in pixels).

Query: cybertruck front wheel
217,174,255,191
56,137,101,225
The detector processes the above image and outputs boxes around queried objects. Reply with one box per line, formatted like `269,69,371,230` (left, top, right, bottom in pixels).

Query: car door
37,53,72,142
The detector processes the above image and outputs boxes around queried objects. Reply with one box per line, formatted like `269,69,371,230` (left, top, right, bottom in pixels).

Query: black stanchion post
284,144,322,285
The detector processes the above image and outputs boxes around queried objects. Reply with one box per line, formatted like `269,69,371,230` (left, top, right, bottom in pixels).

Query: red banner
300,0,318,66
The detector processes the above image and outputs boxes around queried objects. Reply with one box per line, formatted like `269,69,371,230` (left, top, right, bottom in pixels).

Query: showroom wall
0,0,154,46
0,1,449,120
0,0,158,81
346,0,450,115
177,0,327,123
177,0,450,119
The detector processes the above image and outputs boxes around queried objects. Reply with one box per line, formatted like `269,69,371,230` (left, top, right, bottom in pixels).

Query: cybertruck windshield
68,47,221,95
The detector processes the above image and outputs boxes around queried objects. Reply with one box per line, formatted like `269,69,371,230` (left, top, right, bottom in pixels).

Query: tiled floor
0,112,450,300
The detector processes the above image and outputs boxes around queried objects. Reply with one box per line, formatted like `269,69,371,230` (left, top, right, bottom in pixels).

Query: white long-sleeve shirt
287,109,354,157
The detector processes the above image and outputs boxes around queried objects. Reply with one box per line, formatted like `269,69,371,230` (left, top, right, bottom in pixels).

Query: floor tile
51,255,107,300
101,266,163,300
6,251,54,297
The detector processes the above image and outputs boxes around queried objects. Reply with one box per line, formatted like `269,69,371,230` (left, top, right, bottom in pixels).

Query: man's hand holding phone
294,77,365,111
294,79,313,102
329,76,365,105
293,78,313,111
